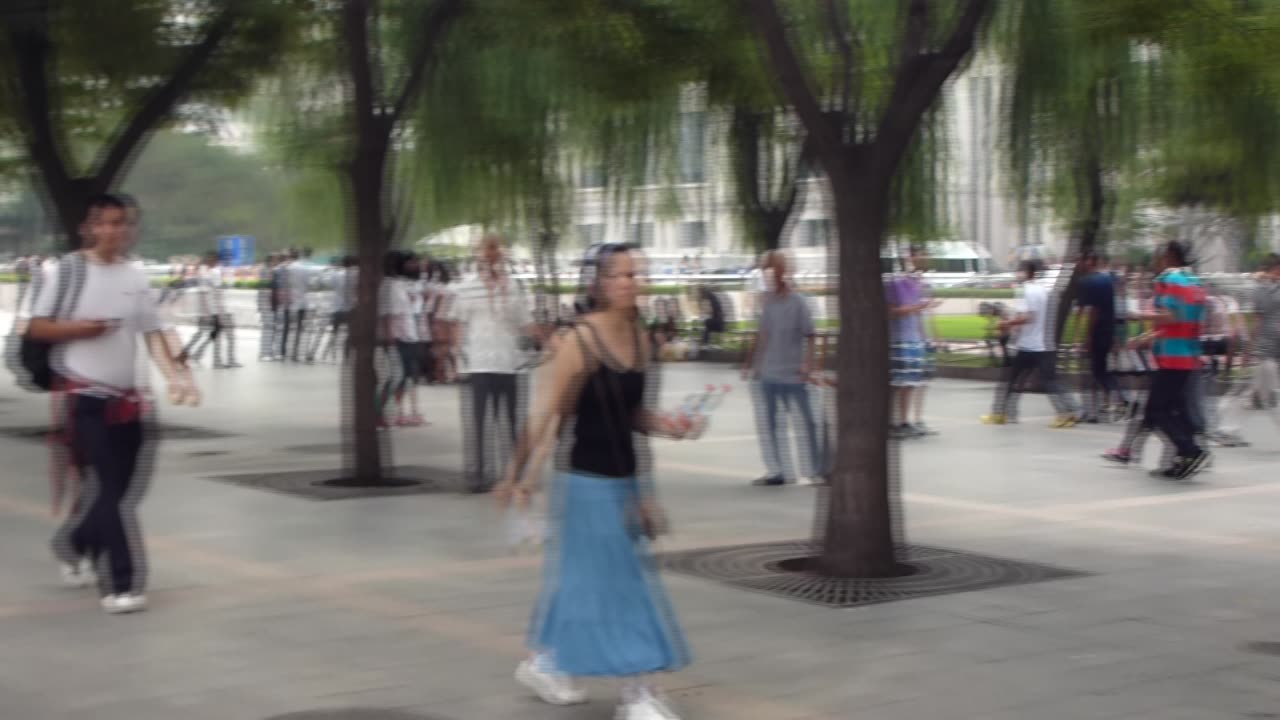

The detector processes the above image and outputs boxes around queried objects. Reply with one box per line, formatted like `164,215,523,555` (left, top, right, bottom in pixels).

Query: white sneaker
59,558,94,588
515,658,587,705
101,593,147,615
616,692,682,720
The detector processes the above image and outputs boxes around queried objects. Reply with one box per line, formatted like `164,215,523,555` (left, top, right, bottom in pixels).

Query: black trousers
463,373,520,483
280,308,308,361
1144,369,1202,458
259,302,278,359
54,396,147,596
184,314,237,365
992,350,1077,418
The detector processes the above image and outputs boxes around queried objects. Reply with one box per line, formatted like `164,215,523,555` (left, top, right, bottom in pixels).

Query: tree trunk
345,136,391,484
819,166,900,578
731,106,799,253
1053,137,1105,347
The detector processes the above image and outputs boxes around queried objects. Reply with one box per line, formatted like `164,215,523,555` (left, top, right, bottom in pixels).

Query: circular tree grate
208,466,464,501
661,541,1087,609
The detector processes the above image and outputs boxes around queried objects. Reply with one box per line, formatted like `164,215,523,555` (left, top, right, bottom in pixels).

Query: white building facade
559,56,1059,274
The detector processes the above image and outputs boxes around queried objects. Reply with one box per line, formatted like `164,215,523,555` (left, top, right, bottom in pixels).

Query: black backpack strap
48,256,74,319
49,253,87,321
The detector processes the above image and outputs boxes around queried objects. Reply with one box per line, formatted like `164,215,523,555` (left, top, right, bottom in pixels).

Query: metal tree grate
661,541,1087,609
207,466,465,501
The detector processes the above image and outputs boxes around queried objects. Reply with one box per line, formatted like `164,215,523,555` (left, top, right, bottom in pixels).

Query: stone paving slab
2,362,1280,719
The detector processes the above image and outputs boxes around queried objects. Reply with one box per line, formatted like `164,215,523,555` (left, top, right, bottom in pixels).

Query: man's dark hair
1083,250,1108,266
1261,253,1280,271
343,255,357,268
288,248,300,261
1019,259,1043,278
1163,240,1191,267
84,193,128,220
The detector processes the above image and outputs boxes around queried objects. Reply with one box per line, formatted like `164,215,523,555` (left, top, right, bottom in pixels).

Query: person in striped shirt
1131,241,1211,479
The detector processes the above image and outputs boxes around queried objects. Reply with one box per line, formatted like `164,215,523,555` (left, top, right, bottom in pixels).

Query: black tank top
570,323,646,478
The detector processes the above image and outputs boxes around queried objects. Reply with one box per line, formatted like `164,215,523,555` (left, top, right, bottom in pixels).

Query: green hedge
931,288,1016,298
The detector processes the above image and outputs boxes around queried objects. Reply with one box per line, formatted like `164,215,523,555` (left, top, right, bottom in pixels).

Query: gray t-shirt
1254,281,1280,359
757,291,815,383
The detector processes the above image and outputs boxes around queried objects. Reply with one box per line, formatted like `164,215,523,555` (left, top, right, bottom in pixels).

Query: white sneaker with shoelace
515,658,587,705
616,690,682,720
59,558,94,588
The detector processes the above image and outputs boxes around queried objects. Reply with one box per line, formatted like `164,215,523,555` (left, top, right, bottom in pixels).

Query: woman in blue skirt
497,243,702,720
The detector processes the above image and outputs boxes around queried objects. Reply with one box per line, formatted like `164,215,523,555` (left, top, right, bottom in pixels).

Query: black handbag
9,254,85,392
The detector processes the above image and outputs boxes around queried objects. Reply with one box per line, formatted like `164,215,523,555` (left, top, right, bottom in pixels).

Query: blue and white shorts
891,341,929,387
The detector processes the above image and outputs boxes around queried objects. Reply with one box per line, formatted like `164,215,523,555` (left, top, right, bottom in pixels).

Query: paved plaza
1,343,1280,719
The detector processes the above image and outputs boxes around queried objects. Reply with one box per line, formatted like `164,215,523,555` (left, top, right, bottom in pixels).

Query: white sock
532,652,556,674
622,678,651,704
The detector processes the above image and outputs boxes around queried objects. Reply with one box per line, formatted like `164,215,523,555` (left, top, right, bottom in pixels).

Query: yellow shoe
1051,415,1078,428
980,414,1007,425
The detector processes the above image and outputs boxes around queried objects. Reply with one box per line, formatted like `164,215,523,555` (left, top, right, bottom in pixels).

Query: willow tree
998,1,1147,340
0,0,288,247
744,0,991,577
272,0,710,483
267,0,463,484
1129,1,1280,270
1002,0,1280,331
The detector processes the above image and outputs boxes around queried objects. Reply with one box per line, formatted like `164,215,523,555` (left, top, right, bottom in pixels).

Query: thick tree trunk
43,178,99,250
345,139,391,484
819,167,900,578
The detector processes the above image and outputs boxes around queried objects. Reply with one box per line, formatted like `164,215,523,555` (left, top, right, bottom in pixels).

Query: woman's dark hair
383,250,403,278
579,242,636,312
1163,240,1192,267
1018,259,1043,278
400,252,422,279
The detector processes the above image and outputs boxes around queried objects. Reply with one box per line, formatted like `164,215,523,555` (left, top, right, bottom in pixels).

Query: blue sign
217,236,255,266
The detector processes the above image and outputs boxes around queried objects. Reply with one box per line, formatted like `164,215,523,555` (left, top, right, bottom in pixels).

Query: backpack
6,254,86,392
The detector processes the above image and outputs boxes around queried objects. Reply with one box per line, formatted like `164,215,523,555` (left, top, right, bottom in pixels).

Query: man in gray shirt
1250,255,1280,418
742,251,823,486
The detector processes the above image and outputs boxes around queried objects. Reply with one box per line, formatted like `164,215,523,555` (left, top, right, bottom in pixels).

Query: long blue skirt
528,470,691,677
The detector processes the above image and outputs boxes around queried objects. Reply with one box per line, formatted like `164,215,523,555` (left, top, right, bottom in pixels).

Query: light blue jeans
758,380,824,479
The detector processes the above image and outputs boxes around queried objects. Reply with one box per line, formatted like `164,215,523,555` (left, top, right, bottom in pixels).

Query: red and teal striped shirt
1152,267,1204,370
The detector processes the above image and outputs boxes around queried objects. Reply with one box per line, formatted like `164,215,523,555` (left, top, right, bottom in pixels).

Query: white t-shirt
333,267,356,313
287,260,314,309
447,275,533,374
378,278,418,342
1015,281,1052,352
32,255,166,394
412,279,431,342
195,266,226,316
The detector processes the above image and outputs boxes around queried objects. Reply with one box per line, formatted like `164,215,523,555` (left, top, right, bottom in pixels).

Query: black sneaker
751,475,787,486
1175,450,1212,480
891,424,919,439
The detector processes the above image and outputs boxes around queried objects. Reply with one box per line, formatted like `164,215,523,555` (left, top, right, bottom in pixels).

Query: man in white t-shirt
448,235,536,492
982,259,1080,426
28,194,198,615
280,247,316,362
181,253,240,368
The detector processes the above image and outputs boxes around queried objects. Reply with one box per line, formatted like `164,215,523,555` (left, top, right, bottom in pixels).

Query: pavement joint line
0,487,821,719
658,459,1274,551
